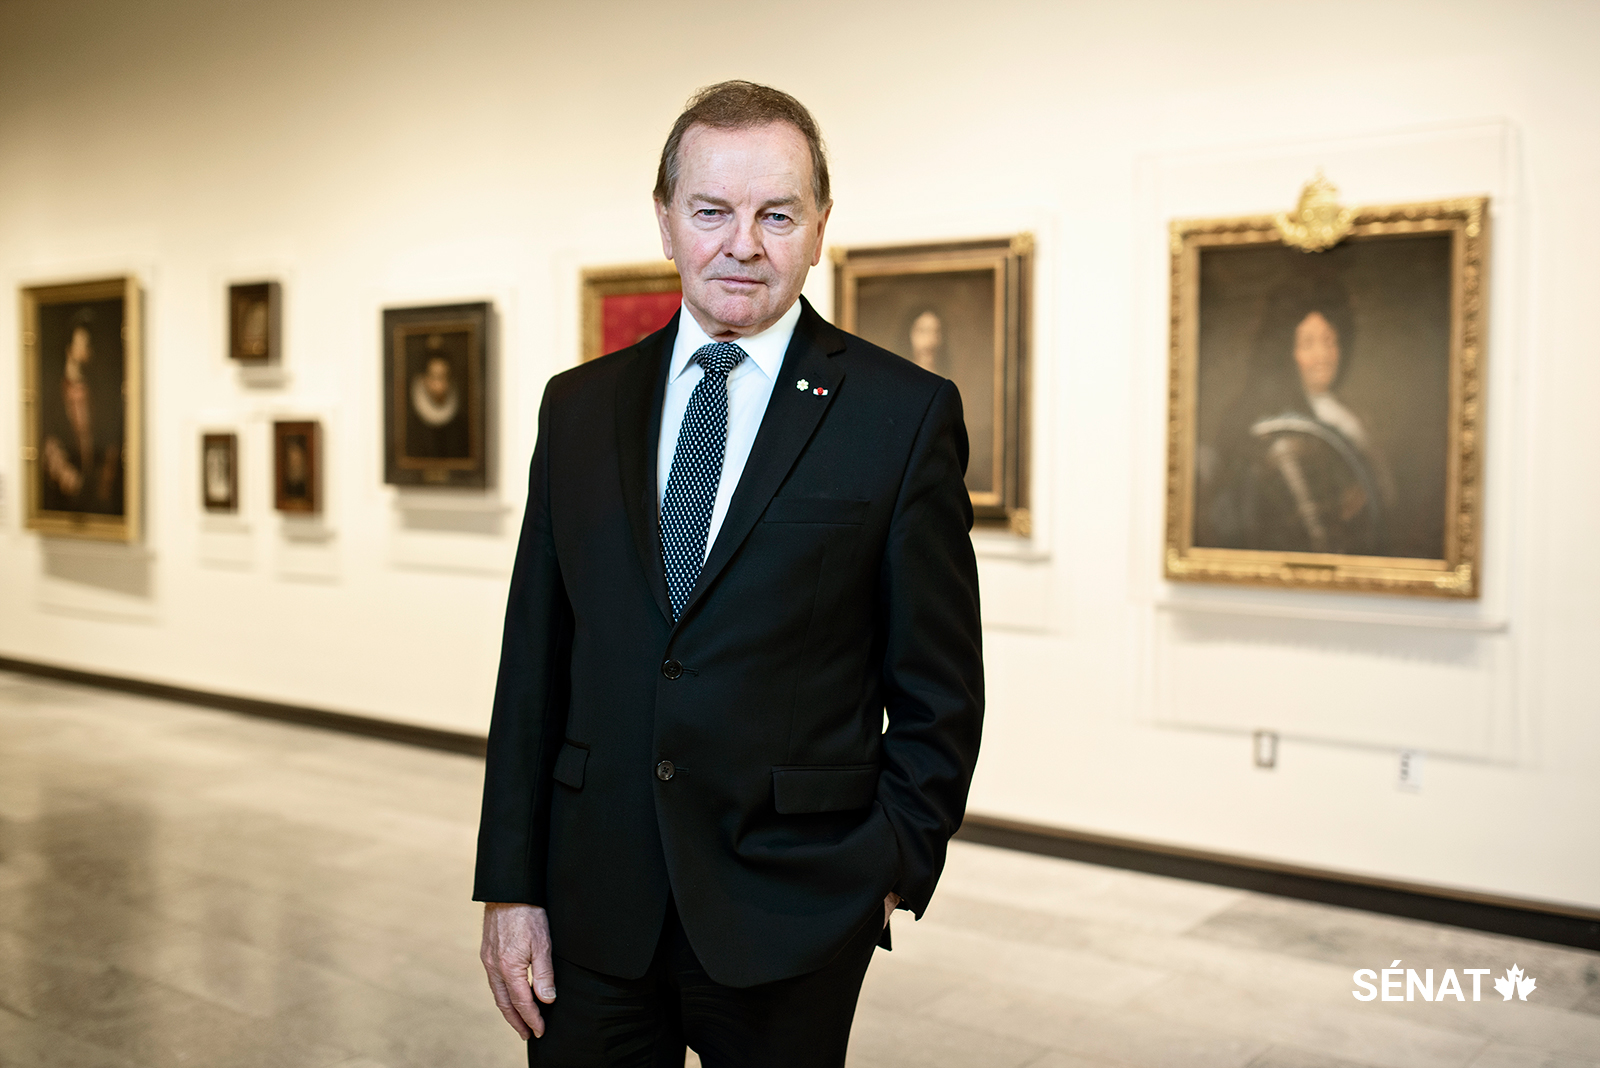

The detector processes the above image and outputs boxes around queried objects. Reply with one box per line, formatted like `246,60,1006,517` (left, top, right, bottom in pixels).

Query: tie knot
693,342,748,380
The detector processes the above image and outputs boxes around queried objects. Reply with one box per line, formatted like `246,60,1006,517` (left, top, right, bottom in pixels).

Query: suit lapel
616,315,678,625
678,298,847,624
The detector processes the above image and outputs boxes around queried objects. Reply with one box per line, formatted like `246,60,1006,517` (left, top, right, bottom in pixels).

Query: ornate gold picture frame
834,236,1032,532
20,276,143,542
579,262,681,363
1164,178,1488,597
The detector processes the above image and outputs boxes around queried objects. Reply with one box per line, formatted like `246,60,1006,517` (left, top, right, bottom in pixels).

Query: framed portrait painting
20,276,143,542
229,281,280,363
382,302,489,488
834,235,1032,532
201,432,238,513
1164,176,1488,597
580,262,682,363
273,420,320,514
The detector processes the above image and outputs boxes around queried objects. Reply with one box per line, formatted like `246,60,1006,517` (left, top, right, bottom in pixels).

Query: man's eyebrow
682,193,805,212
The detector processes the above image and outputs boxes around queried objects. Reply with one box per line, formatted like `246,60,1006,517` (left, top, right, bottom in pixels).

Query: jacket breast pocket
771,763,878,814
552,741,588,790
762,496,870,525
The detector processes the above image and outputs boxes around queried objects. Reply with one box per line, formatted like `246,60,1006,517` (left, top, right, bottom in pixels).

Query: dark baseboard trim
956,813,1600,951
0,655,487,757
5,655,1594,950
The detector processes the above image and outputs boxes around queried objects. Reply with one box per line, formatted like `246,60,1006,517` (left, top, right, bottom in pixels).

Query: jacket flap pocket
552,742,588,790
762,496,870,525
772,764,878,814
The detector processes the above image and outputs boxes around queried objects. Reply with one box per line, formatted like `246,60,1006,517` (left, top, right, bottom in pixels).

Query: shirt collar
669,298,802,384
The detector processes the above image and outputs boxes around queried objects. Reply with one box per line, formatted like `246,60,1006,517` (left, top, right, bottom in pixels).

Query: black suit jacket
474,297,983,988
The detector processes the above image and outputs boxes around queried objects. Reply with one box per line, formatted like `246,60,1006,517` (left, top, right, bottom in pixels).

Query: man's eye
767,213,791,224
695,209,723,218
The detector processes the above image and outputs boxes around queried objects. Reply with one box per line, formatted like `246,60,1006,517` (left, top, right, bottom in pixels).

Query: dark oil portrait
853,271,998,500
274,420,320,513
835,236,1031,530
404,331,470,459
201,432,238,513
1165,191,1486,597
383,302,489,488
229,281,279,362
33,295,128,519
1192,235,1451,561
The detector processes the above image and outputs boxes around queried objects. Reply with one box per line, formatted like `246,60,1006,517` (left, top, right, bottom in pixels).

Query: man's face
1293,311,1340,395
656,121,831,339
424,356,452,402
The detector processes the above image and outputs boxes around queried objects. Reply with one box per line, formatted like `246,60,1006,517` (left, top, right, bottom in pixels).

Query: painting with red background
602,291,681,354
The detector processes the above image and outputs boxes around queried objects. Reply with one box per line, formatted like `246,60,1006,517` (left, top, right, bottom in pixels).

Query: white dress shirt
657,300,800,562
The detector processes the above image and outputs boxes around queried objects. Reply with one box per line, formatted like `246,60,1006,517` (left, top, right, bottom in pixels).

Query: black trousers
528,901,882,1068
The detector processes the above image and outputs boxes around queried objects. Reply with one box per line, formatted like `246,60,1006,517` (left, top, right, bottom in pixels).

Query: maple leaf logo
1493,964,1537,1001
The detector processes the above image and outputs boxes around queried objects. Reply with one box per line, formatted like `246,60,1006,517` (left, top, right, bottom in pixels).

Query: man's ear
655,198,675,261
809,204,833,267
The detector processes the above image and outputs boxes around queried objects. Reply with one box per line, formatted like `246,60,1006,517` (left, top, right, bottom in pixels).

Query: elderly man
475,80,983,1068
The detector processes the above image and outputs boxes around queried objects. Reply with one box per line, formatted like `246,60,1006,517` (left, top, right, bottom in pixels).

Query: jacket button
661,659,683,680
655,760,675,781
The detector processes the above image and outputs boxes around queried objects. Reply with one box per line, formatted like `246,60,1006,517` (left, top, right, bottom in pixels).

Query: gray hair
653,80,831,210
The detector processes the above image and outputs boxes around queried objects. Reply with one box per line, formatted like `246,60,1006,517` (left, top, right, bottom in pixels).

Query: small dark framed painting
229,281,280,363
21,275,143,542
200,432,238,513
834,236,1033,533
580,262,682,363
382,302,489,488
273,420,320,513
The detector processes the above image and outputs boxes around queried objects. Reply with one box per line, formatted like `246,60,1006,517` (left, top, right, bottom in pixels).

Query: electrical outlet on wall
1252,730,1277,769
1398,749,1425,792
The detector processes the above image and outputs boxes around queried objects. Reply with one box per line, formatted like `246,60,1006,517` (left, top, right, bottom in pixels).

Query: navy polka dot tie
660,342,748,620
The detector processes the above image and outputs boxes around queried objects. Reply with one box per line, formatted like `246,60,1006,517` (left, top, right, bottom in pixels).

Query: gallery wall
1,0,1596,910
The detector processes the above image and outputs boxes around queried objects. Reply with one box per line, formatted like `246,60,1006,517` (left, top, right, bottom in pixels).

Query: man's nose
724,216,763,261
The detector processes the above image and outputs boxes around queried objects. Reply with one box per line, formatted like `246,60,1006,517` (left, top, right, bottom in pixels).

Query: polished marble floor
1,669,1596,1068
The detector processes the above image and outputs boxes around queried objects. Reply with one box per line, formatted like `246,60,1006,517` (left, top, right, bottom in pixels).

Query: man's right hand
480,903,556,1040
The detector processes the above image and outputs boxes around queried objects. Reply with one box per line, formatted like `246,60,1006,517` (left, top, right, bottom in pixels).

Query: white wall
1,0,1596,911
